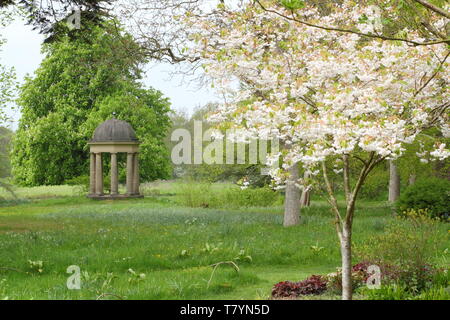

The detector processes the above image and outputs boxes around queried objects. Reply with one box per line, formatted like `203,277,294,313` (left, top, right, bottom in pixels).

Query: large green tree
11,20,172,186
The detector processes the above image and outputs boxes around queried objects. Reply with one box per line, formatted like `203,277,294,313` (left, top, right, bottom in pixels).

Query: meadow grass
0,182,448,300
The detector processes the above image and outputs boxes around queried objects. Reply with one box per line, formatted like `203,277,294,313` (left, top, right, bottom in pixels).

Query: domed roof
91,119,138,143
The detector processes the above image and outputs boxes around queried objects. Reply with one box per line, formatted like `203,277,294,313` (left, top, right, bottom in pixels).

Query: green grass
0,182,448,300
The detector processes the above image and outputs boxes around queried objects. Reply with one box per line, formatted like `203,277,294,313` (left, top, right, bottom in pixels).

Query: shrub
271,281,302,298
296,275,328,296
272,275,327,298
396,178,450,221
355,214,443,293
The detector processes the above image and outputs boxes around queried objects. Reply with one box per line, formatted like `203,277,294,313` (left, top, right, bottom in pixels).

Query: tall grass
0,185,81,200
175,183,281,208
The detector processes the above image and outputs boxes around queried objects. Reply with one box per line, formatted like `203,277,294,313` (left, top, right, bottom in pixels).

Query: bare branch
342,154,351,206
413,0,450,19
322,161,343,226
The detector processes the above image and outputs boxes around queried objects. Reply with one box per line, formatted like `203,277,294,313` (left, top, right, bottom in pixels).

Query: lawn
0,182,448,300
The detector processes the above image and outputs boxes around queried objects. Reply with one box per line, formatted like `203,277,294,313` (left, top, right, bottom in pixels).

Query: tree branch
414,50,450,97
322,161,343,226
343,154,351,206
253,0,450,46
413,0,450,19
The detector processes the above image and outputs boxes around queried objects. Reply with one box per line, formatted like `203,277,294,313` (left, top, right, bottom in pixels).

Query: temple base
87,194,144,200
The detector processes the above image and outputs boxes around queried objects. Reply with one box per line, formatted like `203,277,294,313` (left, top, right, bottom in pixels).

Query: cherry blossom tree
184,1,449,299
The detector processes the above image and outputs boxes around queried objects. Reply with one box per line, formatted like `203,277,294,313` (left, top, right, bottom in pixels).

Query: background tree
0,8,17,197
11,20,172,186
168,103,274,186
388,160,400,202
0,8,17,124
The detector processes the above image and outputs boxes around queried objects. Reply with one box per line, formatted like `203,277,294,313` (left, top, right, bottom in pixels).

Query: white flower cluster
184,1,449,185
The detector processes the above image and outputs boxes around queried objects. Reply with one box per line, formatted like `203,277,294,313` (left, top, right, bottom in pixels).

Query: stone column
133,153,140,195
126,152,134,195
89,152,96,195
95,153,103,196
110,152,118,196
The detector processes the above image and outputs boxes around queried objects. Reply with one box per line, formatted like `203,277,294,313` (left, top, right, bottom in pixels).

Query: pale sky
0,17,219,130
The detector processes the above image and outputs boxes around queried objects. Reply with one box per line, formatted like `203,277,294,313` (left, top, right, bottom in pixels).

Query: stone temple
87,118,143,199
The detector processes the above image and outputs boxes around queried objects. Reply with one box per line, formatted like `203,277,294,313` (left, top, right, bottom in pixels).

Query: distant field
0,182,448,300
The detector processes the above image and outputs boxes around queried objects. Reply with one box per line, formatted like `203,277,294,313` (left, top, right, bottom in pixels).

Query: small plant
272,275,327,298
201,242,221,254
27,260,44,274
127,268,146,283
184,217,198,225
81,271,121,300
271,281,302,298
297,275,328,296
233,249,252,263
179,249,190,257
310,242,325,255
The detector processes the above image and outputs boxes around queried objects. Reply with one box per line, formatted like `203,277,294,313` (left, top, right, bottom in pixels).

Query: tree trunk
300,172,311,207
340,223,353,300
408,173,416,186
284,162,301,227
388,160,400,202
300,188,311,207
